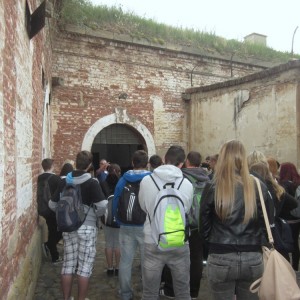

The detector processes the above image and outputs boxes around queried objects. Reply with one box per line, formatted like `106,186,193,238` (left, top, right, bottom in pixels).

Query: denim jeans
162,229,203,298
142,243,191,300
119,226,144,300
207,252,263,300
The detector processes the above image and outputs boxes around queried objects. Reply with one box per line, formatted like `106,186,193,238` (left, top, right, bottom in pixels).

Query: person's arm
199,183,214,240
138,176,148,212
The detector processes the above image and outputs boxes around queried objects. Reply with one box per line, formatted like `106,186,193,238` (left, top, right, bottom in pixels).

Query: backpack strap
150,175,160,191
177,177,185,190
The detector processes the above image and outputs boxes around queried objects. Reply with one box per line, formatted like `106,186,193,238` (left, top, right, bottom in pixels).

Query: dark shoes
107,268,119,277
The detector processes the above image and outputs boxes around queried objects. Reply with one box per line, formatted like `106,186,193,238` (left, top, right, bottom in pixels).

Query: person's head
279,162,300,186
132,150,149,169
164,145,186,167
214,140,255,223
99,159,108,171
267,157,279,179
185,151,201,168
149,154,163,171
41,158,54,172
59,163,74,177
107,163,121,177
76,150,93,171
250,162,285,200
247,150,268,169
209,154,219,171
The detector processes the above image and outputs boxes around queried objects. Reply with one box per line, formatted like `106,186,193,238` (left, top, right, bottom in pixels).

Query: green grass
59,0,300,63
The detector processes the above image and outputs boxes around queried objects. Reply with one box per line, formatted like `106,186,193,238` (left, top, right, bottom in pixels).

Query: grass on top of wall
59,0,300,63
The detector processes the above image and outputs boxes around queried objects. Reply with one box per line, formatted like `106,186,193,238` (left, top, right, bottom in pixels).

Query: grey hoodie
139,164,193,244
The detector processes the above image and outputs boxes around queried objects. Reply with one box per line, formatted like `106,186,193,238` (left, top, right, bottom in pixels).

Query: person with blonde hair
247,150,268,168
200,140,270,300
249,162,297,260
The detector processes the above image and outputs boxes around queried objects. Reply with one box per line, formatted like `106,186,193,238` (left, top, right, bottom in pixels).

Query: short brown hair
132,150,148,169
76,151,93,170
41,158,54,171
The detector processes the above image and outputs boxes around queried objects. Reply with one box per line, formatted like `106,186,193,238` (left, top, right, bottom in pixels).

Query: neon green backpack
150,174,188,251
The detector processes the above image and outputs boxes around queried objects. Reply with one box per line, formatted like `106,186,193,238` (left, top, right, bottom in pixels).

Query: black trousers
290,222,300,270
44,213,62,262
162,229,204,298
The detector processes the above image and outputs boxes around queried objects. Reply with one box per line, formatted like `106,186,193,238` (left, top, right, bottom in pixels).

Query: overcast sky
89,0,300,54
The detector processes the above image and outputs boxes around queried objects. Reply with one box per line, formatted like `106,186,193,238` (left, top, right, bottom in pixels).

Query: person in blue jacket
112,150,151,300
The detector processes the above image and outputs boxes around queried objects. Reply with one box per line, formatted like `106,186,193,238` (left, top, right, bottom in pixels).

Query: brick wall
51,27,266,166
0,0,54,298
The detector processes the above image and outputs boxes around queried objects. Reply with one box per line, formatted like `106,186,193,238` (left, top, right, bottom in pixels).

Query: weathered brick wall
186,61,300,166
0,0,54,298
51,27,265,165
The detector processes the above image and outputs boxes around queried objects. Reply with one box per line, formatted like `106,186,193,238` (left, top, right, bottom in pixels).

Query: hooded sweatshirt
139,164,193,244
182,167,210,184
49,170,106,227
112,169,151,226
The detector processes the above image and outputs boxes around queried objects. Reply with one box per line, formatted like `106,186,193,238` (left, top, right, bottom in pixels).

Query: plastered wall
186,61,300,166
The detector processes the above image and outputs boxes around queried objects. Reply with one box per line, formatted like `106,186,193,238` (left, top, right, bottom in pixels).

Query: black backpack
117,181,146,225
37,175,54,217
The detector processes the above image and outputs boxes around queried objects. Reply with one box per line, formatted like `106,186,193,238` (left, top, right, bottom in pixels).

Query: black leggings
290,222,300,270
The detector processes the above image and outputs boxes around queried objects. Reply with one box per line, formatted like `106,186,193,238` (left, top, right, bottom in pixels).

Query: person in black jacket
200,140,270,300
37,158,62,263
279,162,300,270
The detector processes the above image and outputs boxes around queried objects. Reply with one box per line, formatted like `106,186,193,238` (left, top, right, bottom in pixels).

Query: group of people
37,140,300,300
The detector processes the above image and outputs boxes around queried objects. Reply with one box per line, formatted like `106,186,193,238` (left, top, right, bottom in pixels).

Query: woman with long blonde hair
200,140,270,300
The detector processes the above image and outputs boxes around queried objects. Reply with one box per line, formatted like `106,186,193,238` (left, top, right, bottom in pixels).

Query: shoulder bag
249,177,300,300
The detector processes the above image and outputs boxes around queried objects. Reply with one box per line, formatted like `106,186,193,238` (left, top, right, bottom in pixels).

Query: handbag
249,177,300,300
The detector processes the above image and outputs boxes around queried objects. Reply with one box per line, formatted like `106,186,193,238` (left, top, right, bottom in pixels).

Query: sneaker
42,243,50,258
159,289,175,299
52,257,63,264
107,268,114,277
114,268,119,276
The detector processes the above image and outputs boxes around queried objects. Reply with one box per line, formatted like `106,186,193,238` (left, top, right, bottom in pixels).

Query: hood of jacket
152,165,183,182
182,167,210,183
66,171,91,185
123,169,151,182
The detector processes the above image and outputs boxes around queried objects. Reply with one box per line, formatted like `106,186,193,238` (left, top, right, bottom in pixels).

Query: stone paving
34,228,212,300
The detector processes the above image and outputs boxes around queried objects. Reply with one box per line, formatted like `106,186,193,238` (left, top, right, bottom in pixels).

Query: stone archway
82,108,156,157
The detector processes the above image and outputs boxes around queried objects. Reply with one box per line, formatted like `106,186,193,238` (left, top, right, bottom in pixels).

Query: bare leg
105,247,114,268
61,274,73,300
78,275,89,300
114,247,121,268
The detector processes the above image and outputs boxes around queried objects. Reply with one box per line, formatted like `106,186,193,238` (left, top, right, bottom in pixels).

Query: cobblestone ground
34,229,212,300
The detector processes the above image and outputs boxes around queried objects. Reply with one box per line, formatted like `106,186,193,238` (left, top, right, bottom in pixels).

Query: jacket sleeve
138,176,148,212
199,183,215,241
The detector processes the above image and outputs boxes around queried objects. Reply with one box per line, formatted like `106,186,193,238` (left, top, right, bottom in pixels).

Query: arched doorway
91,124,146,173
81,109,156,173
